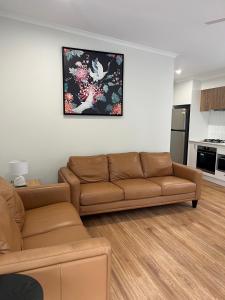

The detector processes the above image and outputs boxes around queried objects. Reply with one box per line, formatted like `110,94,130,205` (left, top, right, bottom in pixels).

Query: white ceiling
1,0,225,81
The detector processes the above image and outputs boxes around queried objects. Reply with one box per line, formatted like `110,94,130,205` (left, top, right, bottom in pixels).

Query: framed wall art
62,47,124,116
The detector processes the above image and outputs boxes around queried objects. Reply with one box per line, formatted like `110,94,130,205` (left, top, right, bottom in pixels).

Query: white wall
201,75,225,139
208,111,225,139
173,80,209,140
173,80,193,105
201,76,225,90
0,17,174,183
189,80,209,141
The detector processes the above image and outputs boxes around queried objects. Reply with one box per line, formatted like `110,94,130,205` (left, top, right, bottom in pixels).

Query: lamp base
13,176,26,187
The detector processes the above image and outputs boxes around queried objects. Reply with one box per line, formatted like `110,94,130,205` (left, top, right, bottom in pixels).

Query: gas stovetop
203,139,225,143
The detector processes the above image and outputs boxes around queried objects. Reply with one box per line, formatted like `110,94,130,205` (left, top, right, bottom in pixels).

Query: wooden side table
26,179,41,187
15,179,41,189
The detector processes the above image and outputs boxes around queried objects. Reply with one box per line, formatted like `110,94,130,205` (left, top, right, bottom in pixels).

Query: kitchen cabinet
215,86,225,109
200,86,225,111
188,141,225,186
200,89,210,111
187,142,197,168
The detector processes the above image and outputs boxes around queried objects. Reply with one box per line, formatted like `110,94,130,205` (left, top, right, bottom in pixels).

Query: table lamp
9,160,28,187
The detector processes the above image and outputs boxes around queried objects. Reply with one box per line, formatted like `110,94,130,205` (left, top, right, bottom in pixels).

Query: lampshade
9,160,28,176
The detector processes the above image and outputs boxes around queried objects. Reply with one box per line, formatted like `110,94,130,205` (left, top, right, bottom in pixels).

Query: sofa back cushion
68,155,109,183
0,196,22,254
140,152,173,177
0,177,25,230
108,152,144,181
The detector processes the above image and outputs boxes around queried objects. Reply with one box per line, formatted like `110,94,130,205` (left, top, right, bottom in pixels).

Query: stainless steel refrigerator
170,105,190,164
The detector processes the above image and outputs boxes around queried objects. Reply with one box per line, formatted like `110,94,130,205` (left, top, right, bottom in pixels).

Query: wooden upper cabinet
200,89,210,111
216,86,225,109
200,86,225,111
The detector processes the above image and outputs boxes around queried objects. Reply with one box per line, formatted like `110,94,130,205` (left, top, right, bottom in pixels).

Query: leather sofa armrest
17,183,70,210
173,162,202,200
0,238,111,300
58,167,81,213
0,237,110,274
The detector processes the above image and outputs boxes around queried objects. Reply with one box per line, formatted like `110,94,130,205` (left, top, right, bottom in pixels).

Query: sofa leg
192,200,198,208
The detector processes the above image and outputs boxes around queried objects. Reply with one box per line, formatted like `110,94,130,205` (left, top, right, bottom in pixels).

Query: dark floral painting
62,47,124,116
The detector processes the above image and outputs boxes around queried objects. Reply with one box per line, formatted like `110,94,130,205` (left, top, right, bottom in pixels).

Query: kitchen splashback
208,110,225,139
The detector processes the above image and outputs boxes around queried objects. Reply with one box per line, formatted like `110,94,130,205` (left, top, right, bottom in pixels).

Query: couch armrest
173,162,202,200
17,183,70,210
58,167,80,213
0,237,111,300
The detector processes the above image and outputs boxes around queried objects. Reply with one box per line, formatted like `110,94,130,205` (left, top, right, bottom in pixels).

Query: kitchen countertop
189,140,225,147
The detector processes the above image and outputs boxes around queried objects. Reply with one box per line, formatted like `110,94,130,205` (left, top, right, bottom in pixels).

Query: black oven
196,146,217,174
217,154,225,172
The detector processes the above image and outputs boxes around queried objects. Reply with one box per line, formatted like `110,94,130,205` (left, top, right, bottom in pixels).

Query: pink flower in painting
64,93,74,102
75,62,82,67
64,101,73,113
79,84,103,103
75,67,88,82
92,87,104,104
112,103,122,115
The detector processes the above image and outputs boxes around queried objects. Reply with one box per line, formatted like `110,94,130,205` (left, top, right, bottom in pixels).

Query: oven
217,154,225,173
196,145,217,174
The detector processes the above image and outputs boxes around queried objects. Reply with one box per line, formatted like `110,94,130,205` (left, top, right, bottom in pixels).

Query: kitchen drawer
217,147,225,155
215,170,225,181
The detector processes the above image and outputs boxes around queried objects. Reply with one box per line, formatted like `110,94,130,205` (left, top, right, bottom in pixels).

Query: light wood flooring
83,181,225,300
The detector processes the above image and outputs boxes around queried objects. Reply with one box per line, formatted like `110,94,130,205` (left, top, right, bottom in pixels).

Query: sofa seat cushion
23,225,90,250
108,152,144,181
148,176,196,196
114,179,161,200
80,182,124,206
22,203,82,238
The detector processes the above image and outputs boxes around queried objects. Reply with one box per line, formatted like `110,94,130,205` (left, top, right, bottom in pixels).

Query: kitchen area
189,139,225,185
172,78,225,186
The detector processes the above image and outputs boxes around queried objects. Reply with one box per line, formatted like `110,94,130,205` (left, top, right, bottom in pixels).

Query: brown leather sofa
59,152,202,216
0,177,111,300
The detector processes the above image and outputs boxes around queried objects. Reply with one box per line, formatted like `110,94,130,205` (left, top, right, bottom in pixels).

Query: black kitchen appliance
204,139,225,144
217,154,225,172
170,105,190,164
196,145,217,174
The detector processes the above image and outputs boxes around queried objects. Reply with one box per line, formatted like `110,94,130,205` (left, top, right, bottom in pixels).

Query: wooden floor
83,181,225,300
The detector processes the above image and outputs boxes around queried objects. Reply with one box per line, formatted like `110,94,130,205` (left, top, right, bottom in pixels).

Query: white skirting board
204,175,225,187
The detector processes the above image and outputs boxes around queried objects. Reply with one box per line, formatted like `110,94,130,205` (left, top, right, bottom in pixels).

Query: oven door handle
198,151,216,156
